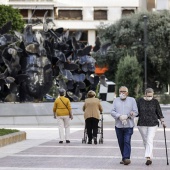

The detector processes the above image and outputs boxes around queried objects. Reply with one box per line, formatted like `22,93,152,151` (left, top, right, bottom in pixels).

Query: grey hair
119,86,128,92
87,90,96,98
145,88,154,94
59,88,66,96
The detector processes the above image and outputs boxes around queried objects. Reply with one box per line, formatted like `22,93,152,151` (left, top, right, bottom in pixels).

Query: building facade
0,0,140,45
0,0,169,46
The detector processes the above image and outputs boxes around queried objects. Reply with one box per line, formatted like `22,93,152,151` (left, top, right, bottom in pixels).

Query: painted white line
0,168,122,170
37,145,170,150
12,154,168,160
2,127,170,131
59,139,170,142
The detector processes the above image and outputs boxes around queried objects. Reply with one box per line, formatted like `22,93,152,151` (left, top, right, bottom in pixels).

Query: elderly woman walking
53,89,73,144
83,90,103,144
137,88,166,165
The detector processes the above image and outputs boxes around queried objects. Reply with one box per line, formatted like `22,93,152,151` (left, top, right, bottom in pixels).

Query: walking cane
163,126,169,165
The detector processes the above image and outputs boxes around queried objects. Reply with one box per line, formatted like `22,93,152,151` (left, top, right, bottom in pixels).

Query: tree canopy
0,5,25,32
115,55,142,97
97,11,170,93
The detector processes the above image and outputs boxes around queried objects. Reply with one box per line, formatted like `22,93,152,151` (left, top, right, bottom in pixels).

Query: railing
23,18,53,24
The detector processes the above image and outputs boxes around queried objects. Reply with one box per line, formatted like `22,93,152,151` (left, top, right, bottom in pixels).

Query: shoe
66,140,70,143
120,160,124,164
145,159,152,165
88,141,92,144
123,159,131,165
59,141,63,144
94,137,97,145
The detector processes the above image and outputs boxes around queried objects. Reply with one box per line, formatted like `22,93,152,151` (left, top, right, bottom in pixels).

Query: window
20,9,28,17
94,10,107,20
122,9,135,16
69,30,88,44
57,10,82,20
32,10,51,17
80,31,88,44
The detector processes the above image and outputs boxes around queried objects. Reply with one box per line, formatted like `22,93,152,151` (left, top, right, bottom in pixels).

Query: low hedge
160,94,170,105
0,128,19,136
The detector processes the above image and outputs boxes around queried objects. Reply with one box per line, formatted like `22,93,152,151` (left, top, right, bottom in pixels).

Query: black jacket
137,98,164,126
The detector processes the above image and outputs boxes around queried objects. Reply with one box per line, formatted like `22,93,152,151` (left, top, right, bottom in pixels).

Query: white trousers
138,126,158,158
57,116,70,141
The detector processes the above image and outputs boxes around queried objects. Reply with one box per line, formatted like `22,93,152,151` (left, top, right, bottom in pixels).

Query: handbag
59,98,73,119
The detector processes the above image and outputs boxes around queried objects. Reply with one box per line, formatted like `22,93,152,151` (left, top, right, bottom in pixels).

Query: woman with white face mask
137,88,166,166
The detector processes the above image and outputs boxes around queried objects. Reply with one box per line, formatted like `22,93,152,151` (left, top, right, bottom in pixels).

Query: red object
95,65,108,75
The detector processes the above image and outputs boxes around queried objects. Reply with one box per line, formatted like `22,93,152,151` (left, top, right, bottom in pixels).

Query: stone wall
0,131,26,147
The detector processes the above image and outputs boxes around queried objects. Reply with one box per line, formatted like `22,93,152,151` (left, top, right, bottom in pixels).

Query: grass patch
0,128,19,136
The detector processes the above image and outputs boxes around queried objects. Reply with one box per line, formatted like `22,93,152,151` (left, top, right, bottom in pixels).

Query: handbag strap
59,97,69,110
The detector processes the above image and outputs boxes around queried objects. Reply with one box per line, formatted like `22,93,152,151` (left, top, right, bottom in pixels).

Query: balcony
23,18,53,24
9,1,54,10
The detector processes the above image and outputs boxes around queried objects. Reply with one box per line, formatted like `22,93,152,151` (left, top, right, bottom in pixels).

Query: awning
12,5,54,10
121,7,136,10
94,7,108,10
56,7,83,10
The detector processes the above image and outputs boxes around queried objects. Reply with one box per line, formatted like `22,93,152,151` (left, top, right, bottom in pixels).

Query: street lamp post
143,15,148,91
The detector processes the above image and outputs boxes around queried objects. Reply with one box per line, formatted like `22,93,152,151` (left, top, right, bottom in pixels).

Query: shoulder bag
59,98,73,119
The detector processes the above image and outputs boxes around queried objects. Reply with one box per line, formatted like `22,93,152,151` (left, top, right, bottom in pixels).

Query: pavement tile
0,102,169,169
0,129,169,170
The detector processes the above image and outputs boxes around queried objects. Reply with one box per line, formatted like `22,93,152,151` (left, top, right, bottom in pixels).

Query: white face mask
147,97,153,101
119,93,127,100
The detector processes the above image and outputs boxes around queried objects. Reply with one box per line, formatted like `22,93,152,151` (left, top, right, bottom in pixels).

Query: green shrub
115,55,143,98
160,94,170,104
0,5,25,32
0,128,19,136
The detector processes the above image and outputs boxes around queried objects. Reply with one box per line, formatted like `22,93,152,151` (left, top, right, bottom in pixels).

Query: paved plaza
0,102,169,170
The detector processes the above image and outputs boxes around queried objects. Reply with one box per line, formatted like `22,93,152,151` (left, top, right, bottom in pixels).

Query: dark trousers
115,126,133,160
85,117,99,141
